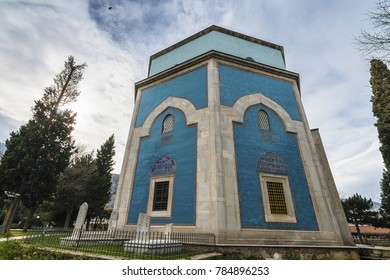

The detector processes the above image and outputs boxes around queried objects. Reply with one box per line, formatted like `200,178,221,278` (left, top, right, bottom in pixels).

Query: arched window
258,110,271,130
162,114,174,133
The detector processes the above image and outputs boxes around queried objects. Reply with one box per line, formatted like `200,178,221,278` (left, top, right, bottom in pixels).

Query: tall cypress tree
370,59,390,226
379,170,390,226
0,56,87,232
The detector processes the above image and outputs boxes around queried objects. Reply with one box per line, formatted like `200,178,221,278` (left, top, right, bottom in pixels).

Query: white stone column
195,109,212,231
207,59,227,242
220,111,241,239
109,88,143,230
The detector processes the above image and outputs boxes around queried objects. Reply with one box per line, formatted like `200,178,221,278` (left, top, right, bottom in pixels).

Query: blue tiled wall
219,65,301,121
234,105,318,230
128,108,197,225
136,66,207,127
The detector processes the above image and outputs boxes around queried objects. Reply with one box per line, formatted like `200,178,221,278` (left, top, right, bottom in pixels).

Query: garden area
0,228,216,260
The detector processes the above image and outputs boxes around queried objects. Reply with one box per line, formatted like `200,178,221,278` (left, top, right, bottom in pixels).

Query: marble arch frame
139,96,199,138
228,92,301,134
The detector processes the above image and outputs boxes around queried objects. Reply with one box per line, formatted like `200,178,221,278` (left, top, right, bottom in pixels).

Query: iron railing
24,227,215,260
351,232,390,246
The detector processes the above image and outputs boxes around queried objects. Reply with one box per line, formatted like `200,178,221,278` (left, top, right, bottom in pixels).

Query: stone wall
189,245,360,260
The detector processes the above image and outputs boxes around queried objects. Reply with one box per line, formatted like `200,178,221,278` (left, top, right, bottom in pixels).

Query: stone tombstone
164,223,173,235
74,202,88,230
136,213,150,240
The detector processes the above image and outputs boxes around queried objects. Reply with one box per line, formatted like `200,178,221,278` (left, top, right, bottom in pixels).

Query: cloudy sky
0,0,385,201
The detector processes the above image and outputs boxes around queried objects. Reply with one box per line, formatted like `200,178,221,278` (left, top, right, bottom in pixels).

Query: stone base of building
357,244,390,260
197,245,360,260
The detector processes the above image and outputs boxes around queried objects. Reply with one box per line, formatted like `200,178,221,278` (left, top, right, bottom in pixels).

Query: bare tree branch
356,0,390,62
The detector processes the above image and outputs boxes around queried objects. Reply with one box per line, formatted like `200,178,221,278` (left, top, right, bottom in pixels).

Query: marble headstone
74,202,88,230
136,213,150,240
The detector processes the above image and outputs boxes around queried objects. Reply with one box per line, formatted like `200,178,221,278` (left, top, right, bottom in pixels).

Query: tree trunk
1,196,21,235
64,205,73,228
22,207,36,232
355,223,363,244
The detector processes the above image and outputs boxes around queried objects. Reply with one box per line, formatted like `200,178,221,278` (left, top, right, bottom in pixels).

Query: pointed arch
230,93,299,133
139,97,198,137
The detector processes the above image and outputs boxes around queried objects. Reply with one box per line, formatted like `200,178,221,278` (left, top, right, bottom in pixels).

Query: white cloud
0,0,140,172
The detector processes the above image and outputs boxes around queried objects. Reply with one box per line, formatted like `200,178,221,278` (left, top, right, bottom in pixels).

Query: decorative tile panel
151,155,176,176
257,152,288,175
160,135,172,146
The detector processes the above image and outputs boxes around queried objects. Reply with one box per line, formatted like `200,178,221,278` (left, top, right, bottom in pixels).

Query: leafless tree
356,0,390,61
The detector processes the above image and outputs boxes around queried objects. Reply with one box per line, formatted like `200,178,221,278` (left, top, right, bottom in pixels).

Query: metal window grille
266,181,288,215
162,114,174,133
258,110,271,130
152,181,169,211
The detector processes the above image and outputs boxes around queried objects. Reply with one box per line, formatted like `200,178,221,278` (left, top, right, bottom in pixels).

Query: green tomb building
109,26,354,247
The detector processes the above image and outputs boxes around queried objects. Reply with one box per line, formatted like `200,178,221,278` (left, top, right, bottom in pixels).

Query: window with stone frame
148,176,174,217
152,181,170,211
148,155,176,218
257,152,296,223
259,174,296,223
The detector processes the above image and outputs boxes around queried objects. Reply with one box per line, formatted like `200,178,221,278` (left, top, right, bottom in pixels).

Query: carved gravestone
136,213,150,240
72,202,88,238
164,223,173,236
75,202,88,230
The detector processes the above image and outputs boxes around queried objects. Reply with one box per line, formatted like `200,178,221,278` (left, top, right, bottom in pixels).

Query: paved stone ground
0,236,27,242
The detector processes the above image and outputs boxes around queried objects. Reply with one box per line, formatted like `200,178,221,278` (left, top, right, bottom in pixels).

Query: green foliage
0,241,93,260
342,194,376,225
342,194,377,242
370,59,390,170
96,134,115,177
52,135,115,228
378,170,390,227
370,59,390,224
0,56,87,231
53,152,95,227
36,56,86,117
85,135,115,225
283,250,301,260
0,240,24,259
